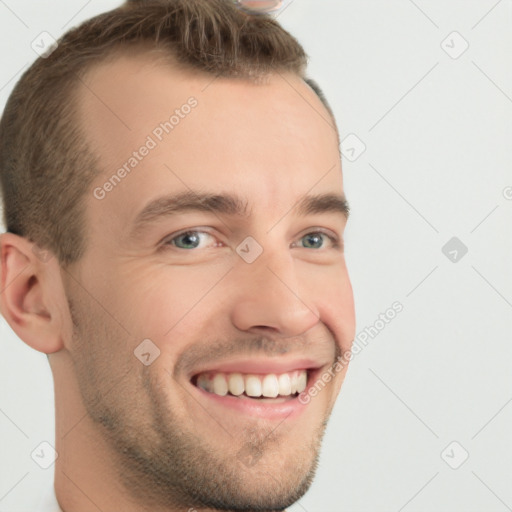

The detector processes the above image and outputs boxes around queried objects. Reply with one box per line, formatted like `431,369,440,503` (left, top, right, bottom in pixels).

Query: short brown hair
0,0,337,268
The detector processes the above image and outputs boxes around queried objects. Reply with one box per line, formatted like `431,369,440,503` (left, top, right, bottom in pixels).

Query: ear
0,232,66,354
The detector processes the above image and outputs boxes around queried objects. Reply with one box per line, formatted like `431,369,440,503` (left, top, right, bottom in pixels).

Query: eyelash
161,228,342,251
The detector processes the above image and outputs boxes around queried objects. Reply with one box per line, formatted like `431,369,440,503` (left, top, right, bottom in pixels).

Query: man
0,0,355,510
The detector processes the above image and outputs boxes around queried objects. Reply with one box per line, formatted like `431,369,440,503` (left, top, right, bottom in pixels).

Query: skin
0,52,355,512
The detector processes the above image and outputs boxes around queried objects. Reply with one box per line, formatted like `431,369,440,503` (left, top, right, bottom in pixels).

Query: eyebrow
129,190,350,237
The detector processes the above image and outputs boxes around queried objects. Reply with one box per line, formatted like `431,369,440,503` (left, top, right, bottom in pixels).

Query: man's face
63,52,355,510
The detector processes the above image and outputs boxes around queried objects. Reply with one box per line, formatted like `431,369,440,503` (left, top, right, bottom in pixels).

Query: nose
229,248,320,337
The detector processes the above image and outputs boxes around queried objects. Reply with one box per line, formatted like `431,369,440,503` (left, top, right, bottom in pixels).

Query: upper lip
189,357,327,380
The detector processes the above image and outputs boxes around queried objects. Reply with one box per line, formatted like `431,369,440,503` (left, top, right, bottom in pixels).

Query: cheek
303,263,356,352
102,255,355,358
124,264,230,352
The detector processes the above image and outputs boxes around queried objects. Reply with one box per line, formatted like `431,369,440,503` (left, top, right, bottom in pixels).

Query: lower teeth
231,392,296,399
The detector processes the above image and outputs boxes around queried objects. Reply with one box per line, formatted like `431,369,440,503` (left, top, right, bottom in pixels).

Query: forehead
76,50,337,145
75,51,343,244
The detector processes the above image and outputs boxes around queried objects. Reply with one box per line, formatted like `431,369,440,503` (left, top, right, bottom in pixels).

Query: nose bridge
242,236,299,296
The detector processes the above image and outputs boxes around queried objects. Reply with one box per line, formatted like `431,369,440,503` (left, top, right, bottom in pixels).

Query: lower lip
189,370,318,421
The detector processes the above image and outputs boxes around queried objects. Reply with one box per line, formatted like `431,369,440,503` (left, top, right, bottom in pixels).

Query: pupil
304,234,322,248
181,233,199,248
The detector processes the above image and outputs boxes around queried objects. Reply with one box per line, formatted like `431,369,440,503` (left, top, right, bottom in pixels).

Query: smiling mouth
191,369,311,400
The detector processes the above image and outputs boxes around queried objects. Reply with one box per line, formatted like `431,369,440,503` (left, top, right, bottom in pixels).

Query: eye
164,230,218,250
161,228,341,251
295,230,341,250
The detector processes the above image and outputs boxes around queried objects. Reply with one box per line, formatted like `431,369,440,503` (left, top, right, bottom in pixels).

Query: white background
1,1,511,511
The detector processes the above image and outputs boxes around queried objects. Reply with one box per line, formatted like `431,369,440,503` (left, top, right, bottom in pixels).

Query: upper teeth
196,370,308,398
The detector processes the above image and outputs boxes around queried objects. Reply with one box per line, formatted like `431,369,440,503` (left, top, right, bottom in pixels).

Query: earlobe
0,232,64,354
